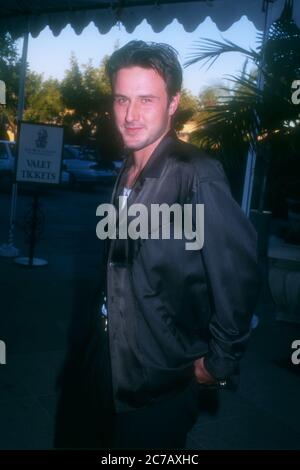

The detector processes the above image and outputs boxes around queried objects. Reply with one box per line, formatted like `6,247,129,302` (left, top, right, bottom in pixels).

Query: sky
16,15,259,97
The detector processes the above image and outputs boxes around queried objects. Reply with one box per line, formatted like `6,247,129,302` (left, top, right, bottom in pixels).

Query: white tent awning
0,0,299,38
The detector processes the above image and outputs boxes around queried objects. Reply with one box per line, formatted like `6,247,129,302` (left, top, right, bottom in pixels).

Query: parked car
0,140,16,191
112,159,124,172
62,145,117,188
0,140,71,191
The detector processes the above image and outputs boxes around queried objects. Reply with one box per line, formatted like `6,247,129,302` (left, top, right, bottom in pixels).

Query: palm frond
183,37,259,70
222,73,260,94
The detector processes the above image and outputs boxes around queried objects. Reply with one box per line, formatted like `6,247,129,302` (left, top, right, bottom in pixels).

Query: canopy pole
242,0,274,331
0,31,29,257
241,0,273,217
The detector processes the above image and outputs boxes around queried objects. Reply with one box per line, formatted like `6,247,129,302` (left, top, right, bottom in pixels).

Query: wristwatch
218,379,227,388
198,378,228,390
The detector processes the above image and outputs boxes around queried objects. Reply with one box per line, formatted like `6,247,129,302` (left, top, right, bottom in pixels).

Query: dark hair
106,40,182,99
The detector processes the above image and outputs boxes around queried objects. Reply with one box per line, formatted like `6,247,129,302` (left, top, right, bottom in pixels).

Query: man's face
112,66,180,152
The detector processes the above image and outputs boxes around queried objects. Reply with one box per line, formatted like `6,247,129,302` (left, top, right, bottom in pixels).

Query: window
0,143,8,160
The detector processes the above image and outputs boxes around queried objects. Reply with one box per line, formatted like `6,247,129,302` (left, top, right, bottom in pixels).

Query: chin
123,138,147,151
124,143,145,151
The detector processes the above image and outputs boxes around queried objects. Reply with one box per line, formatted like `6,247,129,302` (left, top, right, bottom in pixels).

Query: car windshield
80,147,97,161
63,146,81,159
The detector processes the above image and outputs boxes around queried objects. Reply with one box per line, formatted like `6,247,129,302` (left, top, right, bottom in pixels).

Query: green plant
184,0,300,212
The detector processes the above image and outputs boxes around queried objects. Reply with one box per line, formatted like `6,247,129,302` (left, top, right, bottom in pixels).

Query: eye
114,97,127,105
141,97,153,104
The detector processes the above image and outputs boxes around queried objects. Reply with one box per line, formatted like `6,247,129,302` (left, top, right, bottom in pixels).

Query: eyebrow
113,94,160,99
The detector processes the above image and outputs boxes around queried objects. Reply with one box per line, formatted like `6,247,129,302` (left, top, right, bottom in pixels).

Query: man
91,40,260,449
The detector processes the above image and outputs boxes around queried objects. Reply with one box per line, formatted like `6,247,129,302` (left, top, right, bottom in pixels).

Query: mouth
124,127,144,133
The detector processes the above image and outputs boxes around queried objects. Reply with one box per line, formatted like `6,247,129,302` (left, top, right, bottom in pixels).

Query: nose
125,100,140,123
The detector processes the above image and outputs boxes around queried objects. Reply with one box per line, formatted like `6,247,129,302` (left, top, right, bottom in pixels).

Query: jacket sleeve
191,160,261,381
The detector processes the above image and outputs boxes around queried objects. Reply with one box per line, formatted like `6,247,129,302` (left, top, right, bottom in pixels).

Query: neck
132,127,171,171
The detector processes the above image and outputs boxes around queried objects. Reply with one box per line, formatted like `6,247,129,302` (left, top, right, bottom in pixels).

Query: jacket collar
108,128,180,255
110,128,179,209
123,127,179,181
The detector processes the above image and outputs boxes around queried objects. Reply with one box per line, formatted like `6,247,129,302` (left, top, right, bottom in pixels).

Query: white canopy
0,0,298,230
0,0,299,38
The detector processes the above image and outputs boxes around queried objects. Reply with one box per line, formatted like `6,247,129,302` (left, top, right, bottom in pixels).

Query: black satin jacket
99,129,261,413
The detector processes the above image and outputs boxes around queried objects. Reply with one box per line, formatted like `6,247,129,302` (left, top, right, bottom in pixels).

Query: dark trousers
81,314,202,450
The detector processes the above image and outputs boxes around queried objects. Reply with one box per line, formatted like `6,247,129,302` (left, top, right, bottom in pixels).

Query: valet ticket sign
16,122,64,185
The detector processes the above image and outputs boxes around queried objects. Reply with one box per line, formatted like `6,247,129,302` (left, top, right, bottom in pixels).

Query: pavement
0,185,300,450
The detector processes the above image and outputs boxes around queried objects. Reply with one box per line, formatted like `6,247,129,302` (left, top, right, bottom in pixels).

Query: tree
0,32,21,137
60,54,111,144
24,74,63,124
184,0,300,210
173,88,200,132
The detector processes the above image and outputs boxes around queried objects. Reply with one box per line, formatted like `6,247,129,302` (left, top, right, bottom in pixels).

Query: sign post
14,121,64,267
0,32,29,258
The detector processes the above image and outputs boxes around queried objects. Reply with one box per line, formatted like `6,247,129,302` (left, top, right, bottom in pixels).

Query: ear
168,92,181,117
